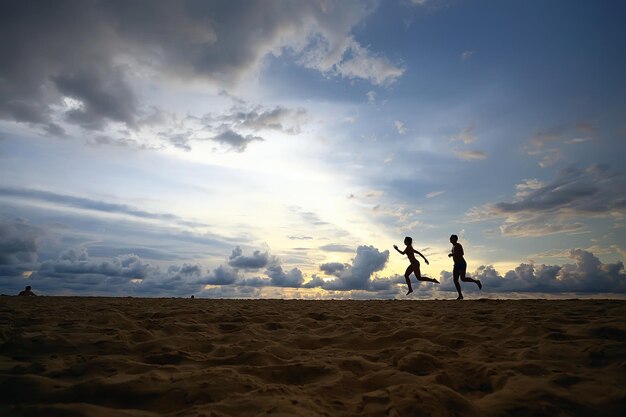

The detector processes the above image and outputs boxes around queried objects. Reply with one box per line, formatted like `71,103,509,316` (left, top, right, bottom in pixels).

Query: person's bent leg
460,269,482,289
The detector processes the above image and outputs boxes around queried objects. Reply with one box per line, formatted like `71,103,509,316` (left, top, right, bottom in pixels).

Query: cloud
467,165,626,236
265,262,304,287
565,137,592,145
206,246,304,288
319,244,354,253
426,190,445,198
203,265,240,285
214,105,307,135
287,235,313,240
453,149,487,161
527,147,564,168
0,0,401,135
366,91,377,102
461,50,475,60
0,187,206,228
440,249,626,293
11,249,157,295
209,130,264,152
526,124,595,167
320,262,350,277
228,246,270,269
0,219,43,279
51,66,138,130
330,40,405,85
394,120,407,134
290,206,329,226
179,264,202,276
450,126,476,144
309,245,389,290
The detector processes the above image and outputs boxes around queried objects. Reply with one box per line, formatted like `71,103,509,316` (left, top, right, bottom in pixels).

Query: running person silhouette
448,234,481,300
394,236,439,295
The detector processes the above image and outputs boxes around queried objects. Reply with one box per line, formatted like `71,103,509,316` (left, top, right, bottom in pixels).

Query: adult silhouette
448,234,481,300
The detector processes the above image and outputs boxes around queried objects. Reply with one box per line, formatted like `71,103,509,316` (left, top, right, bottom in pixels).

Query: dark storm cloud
439,249,626,293
0,0,400,135
0,187,207,228
227,246,270,269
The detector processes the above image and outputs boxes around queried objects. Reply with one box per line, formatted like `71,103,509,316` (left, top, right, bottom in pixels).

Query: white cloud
461,50,475,60
450,126,476,144
426,190,445,198
454,149,487,160
394,120,407,134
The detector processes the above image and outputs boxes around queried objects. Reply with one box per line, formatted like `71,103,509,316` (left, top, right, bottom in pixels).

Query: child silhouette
394,236,439,295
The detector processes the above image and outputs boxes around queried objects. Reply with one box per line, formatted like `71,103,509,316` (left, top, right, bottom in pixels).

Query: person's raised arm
415,249,429,265
393,244,405,255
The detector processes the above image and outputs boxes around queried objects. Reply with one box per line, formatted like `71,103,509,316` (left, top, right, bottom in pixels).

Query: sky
1,0,625,298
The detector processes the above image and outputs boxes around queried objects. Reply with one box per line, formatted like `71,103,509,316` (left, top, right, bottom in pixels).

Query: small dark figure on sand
18,285,36,296
394,236,439,295
448,234,481,300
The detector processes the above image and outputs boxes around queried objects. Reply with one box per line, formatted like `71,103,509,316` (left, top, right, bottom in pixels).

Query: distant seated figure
190,295,195,299
18,285,36,296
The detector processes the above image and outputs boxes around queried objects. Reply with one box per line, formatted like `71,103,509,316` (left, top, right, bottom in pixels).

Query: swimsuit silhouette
394,236,439,295
448,234,482,300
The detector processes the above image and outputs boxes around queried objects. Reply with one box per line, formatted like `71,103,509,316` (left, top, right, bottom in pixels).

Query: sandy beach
1,298,624,416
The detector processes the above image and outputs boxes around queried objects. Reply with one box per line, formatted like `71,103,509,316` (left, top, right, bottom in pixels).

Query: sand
0,298,625,417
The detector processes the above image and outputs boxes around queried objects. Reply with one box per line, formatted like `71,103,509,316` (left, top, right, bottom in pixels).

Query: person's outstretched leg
404,265,414,295
460,271,482,290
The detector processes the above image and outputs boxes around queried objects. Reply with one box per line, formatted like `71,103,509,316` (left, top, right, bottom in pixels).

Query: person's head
450,234,458,244
25,285,31,291
404,236,412,245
